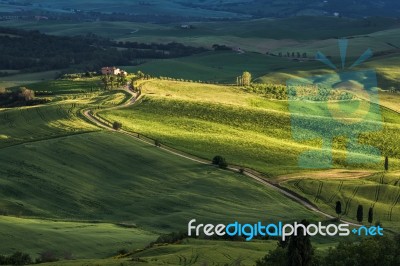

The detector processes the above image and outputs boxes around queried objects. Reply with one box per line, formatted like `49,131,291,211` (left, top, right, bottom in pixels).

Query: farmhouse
101,67,127,76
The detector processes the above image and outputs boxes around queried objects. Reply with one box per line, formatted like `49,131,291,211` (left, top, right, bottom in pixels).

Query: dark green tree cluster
101,73,127,90
324,235,400,266
244,83,287,99
212,155,228,169
256,220,314,266
0,87,48,107
0,252,32,265
0,27,208,73
257,228,400,266
112,121,122,130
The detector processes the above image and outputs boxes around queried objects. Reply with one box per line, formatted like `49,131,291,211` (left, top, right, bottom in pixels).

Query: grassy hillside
101,80,400,176
0,86,130,148
122,51,323,83
0,127,323,259
0,71,61,89
35,238,338,266
281,171,400,231
27,78,103,94
0,131,319,225
0,216,156,259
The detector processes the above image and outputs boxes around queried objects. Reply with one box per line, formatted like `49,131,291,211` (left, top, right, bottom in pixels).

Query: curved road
82,86,360,227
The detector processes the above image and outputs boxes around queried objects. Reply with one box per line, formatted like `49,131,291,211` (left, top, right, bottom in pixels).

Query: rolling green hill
100,79,400,229
0,216,156,259
282,171,400,231
0,87,322,259
101,80,400,176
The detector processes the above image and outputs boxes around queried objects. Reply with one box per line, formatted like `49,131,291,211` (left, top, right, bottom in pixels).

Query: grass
101,80,400,176
122,49,400,88
131,239,276,265
0,216,156,259
0,79,322,259
122,51,322,83
0,131,320,225
0,129,323,258
27,78,103,94
0,70,61,89
281,171,400,231
36,238,338,266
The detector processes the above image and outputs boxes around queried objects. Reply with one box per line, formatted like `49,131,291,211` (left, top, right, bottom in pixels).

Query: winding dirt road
82,86,361,227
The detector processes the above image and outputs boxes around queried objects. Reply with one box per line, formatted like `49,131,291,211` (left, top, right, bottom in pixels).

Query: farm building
101,67,127,76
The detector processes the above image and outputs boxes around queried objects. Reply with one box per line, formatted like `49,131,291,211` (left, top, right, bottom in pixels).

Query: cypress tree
335,201,342,218
384,156,389,171
357,205,363,223
368,207,373,225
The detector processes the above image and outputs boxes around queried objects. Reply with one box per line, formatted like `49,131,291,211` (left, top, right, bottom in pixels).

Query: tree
137,71,145,79
368,207,374,225
212,155,228,169
109,76,115,89
112,121,122,130
4,251,32,265
384,156,389,171
287,220,313,266
357,205,363,223
257,220,314,266
335,201,342,218
101,75,109,90
241,71,252,86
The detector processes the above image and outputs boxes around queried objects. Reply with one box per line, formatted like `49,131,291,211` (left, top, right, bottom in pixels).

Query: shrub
36,250,58,263
112,121,122,130
0,251,32,265
117,249,129,255
212,156,228,169
155,140,161,147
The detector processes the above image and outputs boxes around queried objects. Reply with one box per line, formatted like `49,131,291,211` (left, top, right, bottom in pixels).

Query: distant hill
2,0,400,21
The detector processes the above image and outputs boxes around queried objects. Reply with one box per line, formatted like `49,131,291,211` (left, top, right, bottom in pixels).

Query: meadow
1,16,397,53
0,70,61,89
122,51,323,84
99,79,400,230
0,80,323,258
0,12,399,262
0,216,156,259
281,171,400,231
101,80,400,175
0,129,324,260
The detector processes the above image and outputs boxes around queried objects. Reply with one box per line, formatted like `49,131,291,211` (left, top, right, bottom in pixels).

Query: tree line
0,27,208,73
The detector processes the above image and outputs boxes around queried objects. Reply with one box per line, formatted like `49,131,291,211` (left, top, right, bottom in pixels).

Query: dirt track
82,85,361,227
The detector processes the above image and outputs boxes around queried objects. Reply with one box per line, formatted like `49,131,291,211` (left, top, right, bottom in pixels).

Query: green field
99,79,400,230
27,78,103,94
0,87,130,148
282,171,400,231
119,47,400,88
0,71,61,89
122,51,323,83
101,80,400,175
0,87,323,259
0,216,156,259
